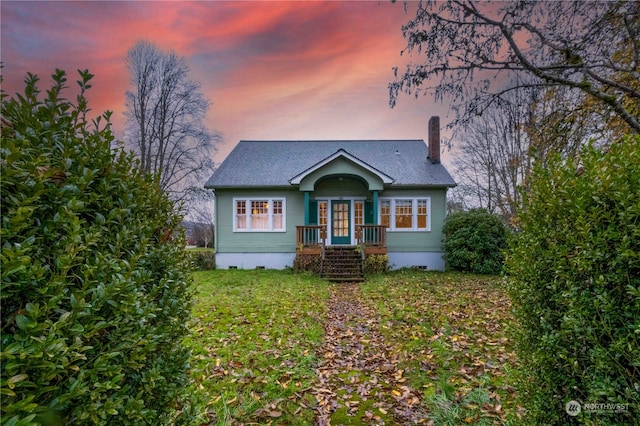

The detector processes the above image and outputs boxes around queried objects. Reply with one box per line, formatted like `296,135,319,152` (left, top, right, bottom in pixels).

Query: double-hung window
379,198,430,231
234,198,286,232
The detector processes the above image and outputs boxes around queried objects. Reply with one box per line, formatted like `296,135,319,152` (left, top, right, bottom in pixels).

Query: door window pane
333,203,349,237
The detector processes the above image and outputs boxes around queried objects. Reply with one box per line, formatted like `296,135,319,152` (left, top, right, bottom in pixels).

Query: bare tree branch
391,0,640,134
124,41,220,204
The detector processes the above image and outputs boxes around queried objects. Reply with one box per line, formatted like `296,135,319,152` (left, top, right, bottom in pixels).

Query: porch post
304,191,310,225
372,190,379,224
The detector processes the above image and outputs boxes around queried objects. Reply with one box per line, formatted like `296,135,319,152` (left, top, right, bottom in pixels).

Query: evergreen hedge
442,208,509,274
1,70,199,424
505,136,640,424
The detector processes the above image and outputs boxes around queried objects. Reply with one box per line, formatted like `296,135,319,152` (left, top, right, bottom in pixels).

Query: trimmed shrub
363,254,390,274
189,250,216,271
505,137,640,424
293,254,322,274
1,70,200,424
442,208,509,274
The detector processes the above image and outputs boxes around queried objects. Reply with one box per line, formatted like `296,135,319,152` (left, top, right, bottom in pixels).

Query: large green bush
442,208,509,274
505,136,640,424
1,70,199,424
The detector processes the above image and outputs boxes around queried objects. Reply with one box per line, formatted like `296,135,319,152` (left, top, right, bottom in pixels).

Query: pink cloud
2,1,450,166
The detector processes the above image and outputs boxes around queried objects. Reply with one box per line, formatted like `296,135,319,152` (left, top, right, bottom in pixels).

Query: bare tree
188,190,215,248
125,40,219,202
390,0,640,135
453,87,535,223
525,85,599,162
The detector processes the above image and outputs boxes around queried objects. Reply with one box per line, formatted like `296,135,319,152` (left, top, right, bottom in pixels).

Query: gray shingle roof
205,140,456,188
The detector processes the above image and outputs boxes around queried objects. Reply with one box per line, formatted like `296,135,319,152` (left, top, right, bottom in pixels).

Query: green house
205,117,456,270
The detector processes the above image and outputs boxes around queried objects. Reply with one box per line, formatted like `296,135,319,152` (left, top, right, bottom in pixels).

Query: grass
361,270,519,424
185,270,329,425
186,270,519,425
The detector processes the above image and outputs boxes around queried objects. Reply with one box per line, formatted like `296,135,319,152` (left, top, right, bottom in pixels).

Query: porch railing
296,225,327,248
356,225,387,247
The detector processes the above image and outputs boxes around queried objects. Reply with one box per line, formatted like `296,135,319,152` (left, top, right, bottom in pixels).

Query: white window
395,199,413,229
379,198,430,231
318,201,328,227
380,200,391,229
354,200,364,227
234,198,286,232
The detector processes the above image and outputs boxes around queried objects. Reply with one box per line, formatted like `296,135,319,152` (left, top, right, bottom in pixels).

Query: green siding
215,186,448,254
379,188,447,252
215,189,303,253
313,177,368,198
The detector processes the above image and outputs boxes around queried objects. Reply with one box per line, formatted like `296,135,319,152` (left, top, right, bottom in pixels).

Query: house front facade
205,117,456,271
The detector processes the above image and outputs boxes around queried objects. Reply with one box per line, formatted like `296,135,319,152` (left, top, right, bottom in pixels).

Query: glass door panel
331,201,350,245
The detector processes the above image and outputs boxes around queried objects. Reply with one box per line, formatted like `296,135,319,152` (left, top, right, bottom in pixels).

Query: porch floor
297,245,387,256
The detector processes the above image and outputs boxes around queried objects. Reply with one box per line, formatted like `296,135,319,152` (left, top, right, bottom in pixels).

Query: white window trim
379,197,431,232
233,198,286,232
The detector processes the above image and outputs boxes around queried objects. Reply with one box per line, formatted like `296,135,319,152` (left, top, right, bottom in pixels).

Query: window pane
395,200,413,229
418,199,428,229
251,200,268,229
380,200,391,228
273,215,283,229
236,201,247,229
273,200,283,229
318,201,328,226
354,201,364,226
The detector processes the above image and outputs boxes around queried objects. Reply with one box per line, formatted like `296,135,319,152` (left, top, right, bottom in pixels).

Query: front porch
295,224,387,256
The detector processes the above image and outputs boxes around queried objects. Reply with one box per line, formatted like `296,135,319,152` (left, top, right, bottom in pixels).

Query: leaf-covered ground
187,270,518,425
313,283,428,425
186,270,328,425
362,272,520,425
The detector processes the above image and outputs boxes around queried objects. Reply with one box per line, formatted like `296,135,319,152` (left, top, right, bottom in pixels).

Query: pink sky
1,1,453,165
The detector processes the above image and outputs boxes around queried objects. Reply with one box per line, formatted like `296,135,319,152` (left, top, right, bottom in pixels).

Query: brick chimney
428,116,440,164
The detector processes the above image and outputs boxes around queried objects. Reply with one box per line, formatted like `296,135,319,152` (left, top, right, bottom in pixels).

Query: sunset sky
1,1,454,166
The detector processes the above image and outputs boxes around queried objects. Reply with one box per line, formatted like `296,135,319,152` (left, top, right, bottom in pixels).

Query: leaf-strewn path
312,283,429,425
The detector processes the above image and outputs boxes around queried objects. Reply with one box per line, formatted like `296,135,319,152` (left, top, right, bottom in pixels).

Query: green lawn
186,270,518,425
362,271,519,424
186,270,329,425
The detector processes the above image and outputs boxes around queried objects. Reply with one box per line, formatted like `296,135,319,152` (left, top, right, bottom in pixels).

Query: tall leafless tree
125,41,219,202
390,0,640,135
188,190,215,248
453,88,535,223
